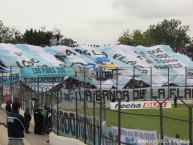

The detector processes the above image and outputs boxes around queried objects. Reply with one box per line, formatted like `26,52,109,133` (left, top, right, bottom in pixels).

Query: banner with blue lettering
22,67,75,78
44,45,91,65
72,45,110,64
163,136,189,145
0,44,69,69
0,73,20,85
52,109,100,145
1,43,193,87
52,108,157,145
98,45,191,87
102,126,157,145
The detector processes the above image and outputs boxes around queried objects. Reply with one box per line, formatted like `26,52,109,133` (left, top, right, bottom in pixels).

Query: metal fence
0,66,193,145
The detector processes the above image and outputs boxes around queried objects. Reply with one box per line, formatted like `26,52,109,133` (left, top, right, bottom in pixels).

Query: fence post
50,91,53,131
132,66,135,100
56,91,59,135
154,97,168,145
177,97,192,144
10,66,13,102
115,68,121,145
150,67,152,100
117,97,121,145
185,67,187,99
83,67,87,144
189,107,192,144
167,67,169,99
1,68,3,101
93,92,96,145
75,91,78,139
20,67,23,109
99,66,102,145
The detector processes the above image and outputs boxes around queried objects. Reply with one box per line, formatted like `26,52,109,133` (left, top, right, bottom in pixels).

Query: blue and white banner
72,87,193,102
1,43,193,87
22,67,75,78
0,73,20,85
103,126,158,145
163,136,189,145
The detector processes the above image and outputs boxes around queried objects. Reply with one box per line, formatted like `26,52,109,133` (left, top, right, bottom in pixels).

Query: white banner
110,101,172,109
120,129,158,145
72,87,193,102
163,136,189,145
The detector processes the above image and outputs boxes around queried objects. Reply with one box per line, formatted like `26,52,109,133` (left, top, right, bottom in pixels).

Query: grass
74,104,191,140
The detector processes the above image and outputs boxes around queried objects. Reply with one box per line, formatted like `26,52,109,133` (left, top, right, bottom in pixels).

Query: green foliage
22,29,77,47
0,20,24,43
0,20,77,47
118,19,191,48
118,30,133,45
145,19,191,48
23,28,53,46
132,29,154,46
59,37,76,46
0,19,192,49
118,29,154,46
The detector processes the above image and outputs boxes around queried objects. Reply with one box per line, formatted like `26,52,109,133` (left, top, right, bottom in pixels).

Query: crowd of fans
123,79,150,89
58,77,149,90
33,106,52,135
63,78,96,89
174,47,193,60
5,99,52,135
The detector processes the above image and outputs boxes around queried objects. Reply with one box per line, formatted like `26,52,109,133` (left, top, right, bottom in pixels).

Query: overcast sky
0,0,193,45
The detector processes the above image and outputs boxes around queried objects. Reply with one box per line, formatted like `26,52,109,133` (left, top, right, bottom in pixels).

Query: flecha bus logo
143,102,167,108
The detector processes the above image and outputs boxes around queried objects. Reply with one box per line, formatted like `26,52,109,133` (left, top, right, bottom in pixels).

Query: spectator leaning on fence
7,101,27,145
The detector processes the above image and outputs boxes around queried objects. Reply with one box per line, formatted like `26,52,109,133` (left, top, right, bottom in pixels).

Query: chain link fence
0,66,193,145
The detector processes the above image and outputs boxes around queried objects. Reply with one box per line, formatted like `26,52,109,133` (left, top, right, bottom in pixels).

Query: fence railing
1,66,193,145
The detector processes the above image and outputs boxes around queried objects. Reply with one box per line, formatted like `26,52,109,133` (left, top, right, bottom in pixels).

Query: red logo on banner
143,102,167,108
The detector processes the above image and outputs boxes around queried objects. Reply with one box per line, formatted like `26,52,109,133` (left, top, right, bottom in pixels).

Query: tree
118,19,191,48
132,30,154,46
117,30,133,45
0,20,23,43
132,30,144,46
59,37,76,46
117,29,153,46
144,19,191,49
23,29,53,46
0,20,77,46
11,28,24,44
23,28,77,47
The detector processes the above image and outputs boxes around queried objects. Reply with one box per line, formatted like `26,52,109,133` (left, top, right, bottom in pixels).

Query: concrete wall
49,132,86,145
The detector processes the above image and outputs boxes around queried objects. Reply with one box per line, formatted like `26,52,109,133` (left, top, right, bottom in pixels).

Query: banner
103,126,158,145
22,67,75,78
2,44,193,87
52,108,158,145
52,109,100,145
110,101,172,110
163,136,189,145
0,73,20,85
72,87,193,103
